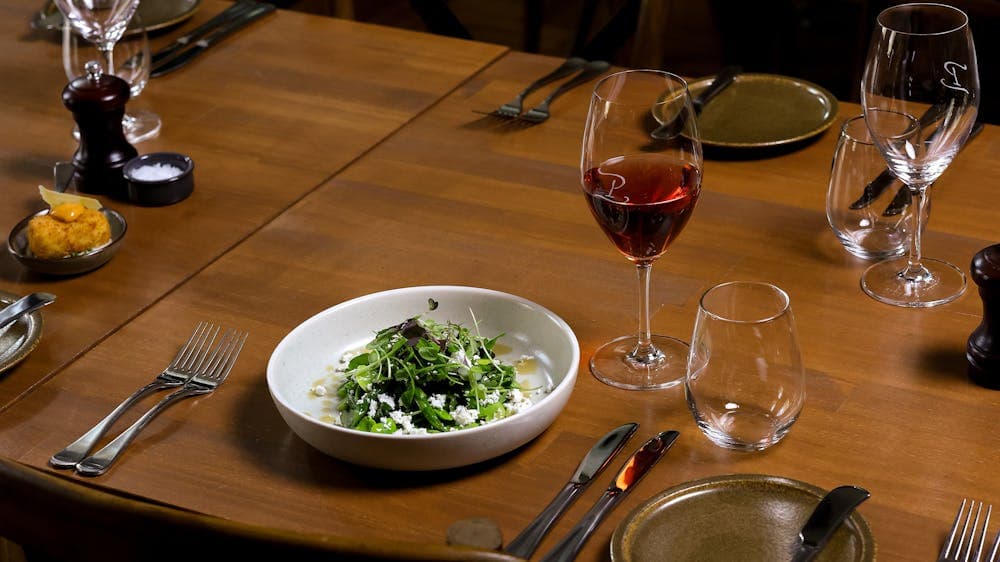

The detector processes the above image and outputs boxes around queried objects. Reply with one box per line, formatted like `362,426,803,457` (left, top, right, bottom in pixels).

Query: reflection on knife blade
151,0,257,66
504,423,638,559
150,2,276,78
538,430,680,562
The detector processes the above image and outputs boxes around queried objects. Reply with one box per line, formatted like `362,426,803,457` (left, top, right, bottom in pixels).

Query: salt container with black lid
62,60,137,199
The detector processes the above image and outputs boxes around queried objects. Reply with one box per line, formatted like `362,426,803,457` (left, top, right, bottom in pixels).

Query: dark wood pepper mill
61,60,137,200
968,243,1000,389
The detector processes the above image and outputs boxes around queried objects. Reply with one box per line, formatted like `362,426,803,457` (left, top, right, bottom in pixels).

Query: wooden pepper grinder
968,243,1000,389
62,60,137,199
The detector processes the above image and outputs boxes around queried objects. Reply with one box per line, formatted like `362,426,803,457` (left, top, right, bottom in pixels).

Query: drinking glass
860,3,980,307
826,115,924,260
685,282,805,451
581,70,703,390
63,11,161,143
53,0,139,76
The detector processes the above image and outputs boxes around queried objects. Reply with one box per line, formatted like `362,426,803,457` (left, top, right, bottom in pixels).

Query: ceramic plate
0,291,44,375
267,286,579,471
688,73,838,148
33,0,202,34
611,474,875,561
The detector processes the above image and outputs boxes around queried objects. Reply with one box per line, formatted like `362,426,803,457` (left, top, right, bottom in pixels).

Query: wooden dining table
1,2,998,561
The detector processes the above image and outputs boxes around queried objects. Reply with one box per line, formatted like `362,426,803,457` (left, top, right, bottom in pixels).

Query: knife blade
789,485,870,562
150,0,257,66
538,430,680,562
848,104,946,210
504,422,638,558
881,120,986,216
150,2,276,78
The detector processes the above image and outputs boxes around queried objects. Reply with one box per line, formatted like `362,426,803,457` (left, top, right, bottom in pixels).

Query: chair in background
0,456,523,562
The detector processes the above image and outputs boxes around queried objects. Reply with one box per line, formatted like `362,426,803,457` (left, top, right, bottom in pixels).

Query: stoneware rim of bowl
266,285,579,471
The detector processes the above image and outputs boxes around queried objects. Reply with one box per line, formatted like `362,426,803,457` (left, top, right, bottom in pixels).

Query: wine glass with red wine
581,69,702,390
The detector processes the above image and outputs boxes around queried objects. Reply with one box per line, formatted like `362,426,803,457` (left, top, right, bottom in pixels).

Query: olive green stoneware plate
0,290,44,376
611,474,875,562
687,73,838,148
33,0,202,35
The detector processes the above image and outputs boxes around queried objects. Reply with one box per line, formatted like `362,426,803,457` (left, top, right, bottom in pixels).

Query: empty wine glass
581,70,703,390
63,11,160,143
860,3,980,307
53,0,138,75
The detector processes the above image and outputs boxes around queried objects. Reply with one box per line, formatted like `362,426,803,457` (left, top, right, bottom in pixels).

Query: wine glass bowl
53,0,139,65
860,2,980,307
581,70,703,390
63,11,161,143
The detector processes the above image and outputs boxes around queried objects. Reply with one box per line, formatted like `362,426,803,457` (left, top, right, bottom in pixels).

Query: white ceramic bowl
267,286,579,471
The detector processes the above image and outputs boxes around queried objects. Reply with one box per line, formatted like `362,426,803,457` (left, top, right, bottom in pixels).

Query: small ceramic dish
123,152,194,207
7,208,127,276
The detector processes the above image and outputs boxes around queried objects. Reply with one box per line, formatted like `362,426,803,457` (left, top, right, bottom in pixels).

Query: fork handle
514,57,587,100
49,378,181,469
74,386,208,477
537,60,611,108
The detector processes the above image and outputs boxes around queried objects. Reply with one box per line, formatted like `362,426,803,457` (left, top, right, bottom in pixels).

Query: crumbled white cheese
377,393,395,409
482,391,501,405
451,405,479,426
505,388,534,415
429,394,446,409
310,384,327,396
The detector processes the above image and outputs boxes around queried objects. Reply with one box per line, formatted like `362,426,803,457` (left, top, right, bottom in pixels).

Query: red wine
583,154,701,261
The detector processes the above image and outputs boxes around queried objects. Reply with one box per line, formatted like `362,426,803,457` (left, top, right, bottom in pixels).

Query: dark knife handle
504,482,581,558
848,104,946,210
151,0,256,65
150,2,276,78
693,65,741,114
881,120,985,216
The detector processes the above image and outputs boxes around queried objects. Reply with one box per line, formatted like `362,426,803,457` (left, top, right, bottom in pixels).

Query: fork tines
940,499,1000,562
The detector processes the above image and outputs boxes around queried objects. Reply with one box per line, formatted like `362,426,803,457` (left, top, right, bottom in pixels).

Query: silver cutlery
648,65,741,141
0,293,55,336
939,499,1000,562
150,2,276,78
518,60,611,124
150,0,257,66
539,430,679,562
73,327,247,476
482,57,587,118
49,322,220,469
789,485,870,562
504,422,638,558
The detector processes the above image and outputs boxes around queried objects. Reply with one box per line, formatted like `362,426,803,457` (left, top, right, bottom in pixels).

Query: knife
150,0,258,67
848,104,947,210
150,2,276,78
504,422,638,558
648,66,740,141
538,430,680,562
789,485,870,562
881,120,986,216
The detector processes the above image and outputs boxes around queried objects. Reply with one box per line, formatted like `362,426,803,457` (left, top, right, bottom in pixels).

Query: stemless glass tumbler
685,282,805,451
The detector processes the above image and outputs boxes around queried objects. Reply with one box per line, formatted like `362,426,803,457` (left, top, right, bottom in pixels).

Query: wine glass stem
632,262,659,361
902,186,931,282
98,45,115,75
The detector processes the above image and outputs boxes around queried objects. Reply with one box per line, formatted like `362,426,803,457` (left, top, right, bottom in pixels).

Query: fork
482,57,587,118
939,499,1000,562
518,60,611,124
49,322,221,469
74,328,248,477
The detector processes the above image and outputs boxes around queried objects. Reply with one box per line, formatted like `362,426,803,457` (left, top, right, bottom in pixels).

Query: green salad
320,313,536,435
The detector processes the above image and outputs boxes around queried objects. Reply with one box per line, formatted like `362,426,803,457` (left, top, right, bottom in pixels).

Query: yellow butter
38,185,102,210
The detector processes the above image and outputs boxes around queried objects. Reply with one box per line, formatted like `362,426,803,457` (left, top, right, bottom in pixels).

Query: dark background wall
287,0,997,123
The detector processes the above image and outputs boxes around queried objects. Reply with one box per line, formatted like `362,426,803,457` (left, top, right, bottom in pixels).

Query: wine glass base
861,257,966,308
123,109,161,144
590,335,689,390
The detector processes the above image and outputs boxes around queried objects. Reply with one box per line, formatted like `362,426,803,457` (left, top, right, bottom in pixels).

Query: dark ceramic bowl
7,208,127,276
123,152,194,207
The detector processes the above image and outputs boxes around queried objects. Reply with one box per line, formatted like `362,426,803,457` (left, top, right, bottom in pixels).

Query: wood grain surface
0,0,505,409
1,24,998,562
